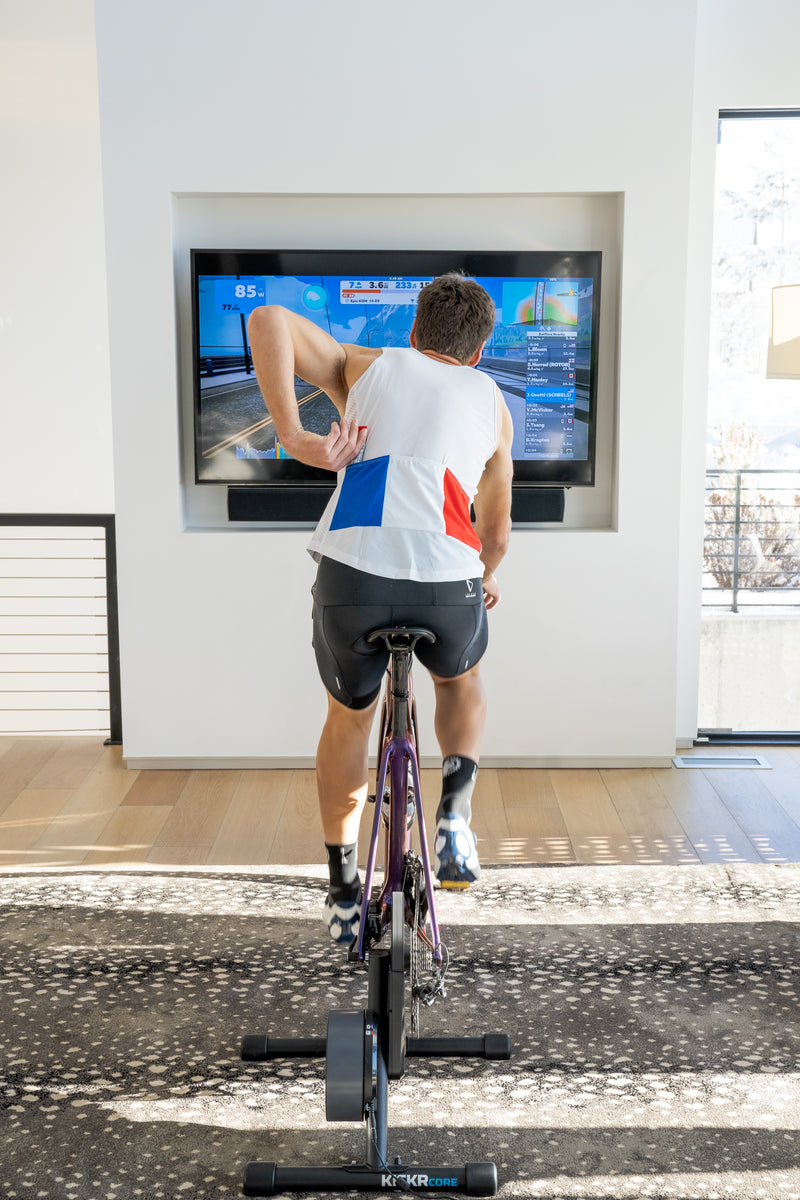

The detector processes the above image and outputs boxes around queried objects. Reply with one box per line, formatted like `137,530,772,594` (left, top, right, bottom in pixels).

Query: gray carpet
2,863,800,1199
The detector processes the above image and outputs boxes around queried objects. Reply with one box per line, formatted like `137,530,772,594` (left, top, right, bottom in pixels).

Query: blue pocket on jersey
329,455,389,530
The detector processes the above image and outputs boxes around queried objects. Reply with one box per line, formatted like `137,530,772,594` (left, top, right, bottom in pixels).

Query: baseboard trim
123,755,675,771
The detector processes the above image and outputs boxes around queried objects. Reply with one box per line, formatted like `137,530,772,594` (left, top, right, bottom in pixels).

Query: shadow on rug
2,864,800,1199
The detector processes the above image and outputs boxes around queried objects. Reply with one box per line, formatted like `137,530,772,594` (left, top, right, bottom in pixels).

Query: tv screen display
191,249,601,489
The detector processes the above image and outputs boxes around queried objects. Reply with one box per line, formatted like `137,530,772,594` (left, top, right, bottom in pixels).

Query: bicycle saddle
366,625,437,651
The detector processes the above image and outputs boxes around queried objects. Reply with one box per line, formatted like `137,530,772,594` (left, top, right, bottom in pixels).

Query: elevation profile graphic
503,280,579,327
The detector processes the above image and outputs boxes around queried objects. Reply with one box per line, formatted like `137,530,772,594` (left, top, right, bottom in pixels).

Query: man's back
308,347,498,583
344,348,495,467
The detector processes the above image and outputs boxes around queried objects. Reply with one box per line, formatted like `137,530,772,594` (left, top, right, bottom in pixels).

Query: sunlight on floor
492,837,575,863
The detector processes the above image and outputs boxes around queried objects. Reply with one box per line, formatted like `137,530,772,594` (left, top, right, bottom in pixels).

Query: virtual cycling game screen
191,249,601,487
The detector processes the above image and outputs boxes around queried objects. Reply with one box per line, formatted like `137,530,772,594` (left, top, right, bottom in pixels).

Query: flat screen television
190,249,601,497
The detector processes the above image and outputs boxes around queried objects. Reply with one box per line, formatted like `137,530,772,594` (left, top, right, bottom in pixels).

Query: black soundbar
228,486,334,522
228,485,565,524
510,487,565,523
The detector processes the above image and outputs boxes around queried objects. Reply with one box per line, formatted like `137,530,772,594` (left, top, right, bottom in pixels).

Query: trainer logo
381,1175,456,1188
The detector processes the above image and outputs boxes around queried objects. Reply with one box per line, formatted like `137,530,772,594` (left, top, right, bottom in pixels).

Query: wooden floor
2,736,800,870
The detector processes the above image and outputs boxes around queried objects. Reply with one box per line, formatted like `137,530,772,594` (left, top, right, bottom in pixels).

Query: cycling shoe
433,815,480,888
323,886,363,944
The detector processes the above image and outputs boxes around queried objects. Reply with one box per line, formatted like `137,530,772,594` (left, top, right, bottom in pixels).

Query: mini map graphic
503,281,578,327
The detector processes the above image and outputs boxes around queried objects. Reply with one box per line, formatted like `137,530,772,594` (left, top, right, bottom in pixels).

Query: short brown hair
413,273,496,363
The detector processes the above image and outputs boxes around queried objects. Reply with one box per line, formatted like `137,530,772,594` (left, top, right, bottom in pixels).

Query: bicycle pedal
366,793,376,805
439,880,472,890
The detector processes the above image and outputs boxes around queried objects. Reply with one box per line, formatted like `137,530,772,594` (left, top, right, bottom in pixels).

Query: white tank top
308,347,498,582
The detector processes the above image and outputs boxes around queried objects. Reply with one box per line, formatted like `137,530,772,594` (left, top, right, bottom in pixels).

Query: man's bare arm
473,393,514,609
247,305,367,472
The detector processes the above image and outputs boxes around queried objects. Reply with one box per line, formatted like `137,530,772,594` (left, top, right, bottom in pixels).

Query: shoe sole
435,857,480,888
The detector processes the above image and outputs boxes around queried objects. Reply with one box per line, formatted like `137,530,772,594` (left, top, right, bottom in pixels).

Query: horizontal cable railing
0,514,121,740
703,469,800,612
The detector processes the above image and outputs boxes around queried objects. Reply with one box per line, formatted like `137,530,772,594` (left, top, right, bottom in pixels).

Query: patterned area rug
2,864,800,1199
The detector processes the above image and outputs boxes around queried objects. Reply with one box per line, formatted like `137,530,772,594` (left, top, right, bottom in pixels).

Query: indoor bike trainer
239,628,511,1196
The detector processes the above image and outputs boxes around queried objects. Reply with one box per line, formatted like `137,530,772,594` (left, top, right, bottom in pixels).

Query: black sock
325,842,360,901
436,755,478,824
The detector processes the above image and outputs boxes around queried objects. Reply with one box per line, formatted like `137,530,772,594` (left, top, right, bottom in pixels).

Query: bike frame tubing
355,649,441,962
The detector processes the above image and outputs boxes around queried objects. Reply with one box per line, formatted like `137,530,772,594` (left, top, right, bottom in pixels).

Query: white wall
0,0,113,514
4,2,798,763
94,0,701,765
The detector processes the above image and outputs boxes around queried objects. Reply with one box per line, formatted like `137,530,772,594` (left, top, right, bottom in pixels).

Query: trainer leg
316,690,378,846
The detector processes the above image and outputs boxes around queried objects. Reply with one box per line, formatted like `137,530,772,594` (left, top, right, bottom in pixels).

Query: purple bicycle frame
355,732,442,962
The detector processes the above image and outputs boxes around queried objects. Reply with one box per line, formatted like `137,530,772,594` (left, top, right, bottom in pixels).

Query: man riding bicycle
248,274,513,943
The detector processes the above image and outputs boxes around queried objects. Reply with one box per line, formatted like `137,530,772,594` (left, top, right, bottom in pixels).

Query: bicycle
355,626,446,1067
240,626,511,1196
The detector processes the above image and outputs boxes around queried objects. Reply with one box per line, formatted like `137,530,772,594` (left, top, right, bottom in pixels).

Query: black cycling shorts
311,557,488,710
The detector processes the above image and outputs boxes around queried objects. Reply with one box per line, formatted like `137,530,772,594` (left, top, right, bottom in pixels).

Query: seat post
388,640,412,736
